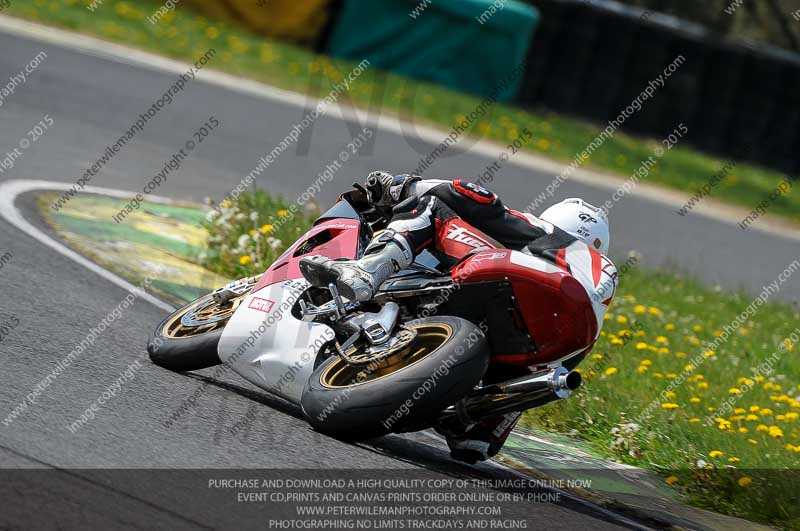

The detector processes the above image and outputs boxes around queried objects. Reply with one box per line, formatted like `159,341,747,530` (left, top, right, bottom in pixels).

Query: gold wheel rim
320,323,453,388
160,293,247,339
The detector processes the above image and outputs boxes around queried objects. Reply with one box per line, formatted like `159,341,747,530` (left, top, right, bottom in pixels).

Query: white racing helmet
539,198,610,254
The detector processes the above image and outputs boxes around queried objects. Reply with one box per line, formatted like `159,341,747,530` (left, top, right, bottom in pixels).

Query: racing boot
299,230,413,302
445,412,522,464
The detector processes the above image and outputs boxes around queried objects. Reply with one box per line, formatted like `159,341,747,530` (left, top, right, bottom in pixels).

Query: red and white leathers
378,176,618,462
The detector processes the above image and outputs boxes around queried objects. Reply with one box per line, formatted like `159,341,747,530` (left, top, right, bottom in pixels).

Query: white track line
0,179,176,312
0,14,797,241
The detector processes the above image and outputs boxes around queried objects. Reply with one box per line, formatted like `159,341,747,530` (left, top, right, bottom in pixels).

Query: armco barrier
519,0,800,174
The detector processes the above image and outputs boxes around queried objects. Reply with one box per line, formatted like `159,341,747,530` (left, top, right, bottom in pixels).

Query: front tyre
301,316,489,440
147,291,242,372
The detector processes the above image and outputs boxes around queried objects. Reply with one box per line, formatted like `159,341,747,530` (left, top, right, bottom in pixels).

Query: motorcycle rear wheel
301,316,489,440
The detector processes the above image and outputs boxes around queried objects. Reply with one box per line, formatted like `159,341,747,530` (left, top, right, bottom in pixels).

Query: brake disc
339,325,418,366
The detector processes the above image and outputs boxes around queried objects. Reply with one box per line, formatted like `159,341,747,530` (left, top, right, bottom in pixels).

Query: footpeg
212,275,260,304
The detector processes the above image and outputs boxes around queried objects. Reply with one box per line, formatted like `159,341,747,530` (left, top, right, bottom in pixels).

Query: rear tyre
301,316,489,440
147,292,239,372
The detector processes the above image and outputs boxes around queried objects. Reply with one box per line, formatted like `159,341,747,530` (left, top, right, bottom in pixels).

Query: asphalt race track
0,25,796,530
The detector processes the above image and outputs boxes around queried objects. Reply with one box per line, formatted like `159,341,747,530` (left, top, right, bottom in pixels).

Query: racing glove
365,171,420,208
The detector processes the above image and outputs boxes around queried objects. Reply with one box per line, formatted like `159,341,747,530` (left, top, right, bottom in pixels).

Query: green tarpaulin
327,0,538,101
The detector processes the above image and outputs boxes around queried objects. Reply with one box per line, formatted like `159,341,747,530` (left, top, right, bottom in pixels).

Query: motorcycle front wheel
147,291,244,372
301,316,489,440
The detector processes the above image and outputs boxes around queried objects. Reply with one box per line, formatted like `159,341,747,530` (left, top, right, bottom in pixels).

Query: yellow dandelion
635,342,648,350
239,255,251,266
738,477,752,487
658,347,670,354
733,407,746,415
786,412,799,421
688,337,701,346
683,364,695,372
757,424,769,432
689,417,700,423
747,439,758,445
769,426,784,438
665,476,679,485
652,372,664,379
205,26,220,39
667,372,678,379
746,414,759,421
661,403,679,410
277,209,289,217
656,336,668,344
637,365,649,374
648,306,662,316
616,315,628,324
676,351,687,359
665,391,677,399
604,367,618,376
665,323,676,330
634,305,646,314
738,427,749,433
592,353,604,360
709,450,724,458
693,324,703,332
248,229,256,237
728,456,740,462
641,359,653,366
760,408,773,415
610,337,624,345
702,350,715,358
728,388,742,395
690,397,701,403
260,224,274,234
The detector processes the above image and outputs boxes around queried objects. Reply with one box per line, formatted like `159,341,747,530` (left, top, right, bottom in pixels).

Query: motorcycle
147,185,589,442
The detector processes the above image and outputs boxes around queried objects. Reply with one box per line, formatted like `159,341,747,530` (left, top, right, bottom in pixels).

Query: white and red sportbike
147,188,590,440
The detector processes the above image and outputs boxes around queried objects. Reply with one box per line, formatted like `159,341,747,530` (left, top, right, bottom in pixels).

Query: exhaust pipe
440,367,582,426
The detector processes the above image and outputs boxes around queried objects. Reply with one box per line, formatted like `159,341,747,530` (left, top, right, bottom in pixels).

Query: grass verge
201,193,318,278
525,266,800,527
5,0,798,222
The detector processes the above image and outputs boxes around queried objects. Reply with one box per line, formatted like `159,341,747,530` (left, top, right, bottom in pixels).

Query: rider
300,171,618,463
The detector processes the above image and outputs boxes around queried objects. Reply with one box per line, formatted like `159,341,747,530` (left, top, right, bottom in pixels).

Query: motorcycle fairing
216,215,361,405
217,278,335,404
252,218,361,290
451,250,597,365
